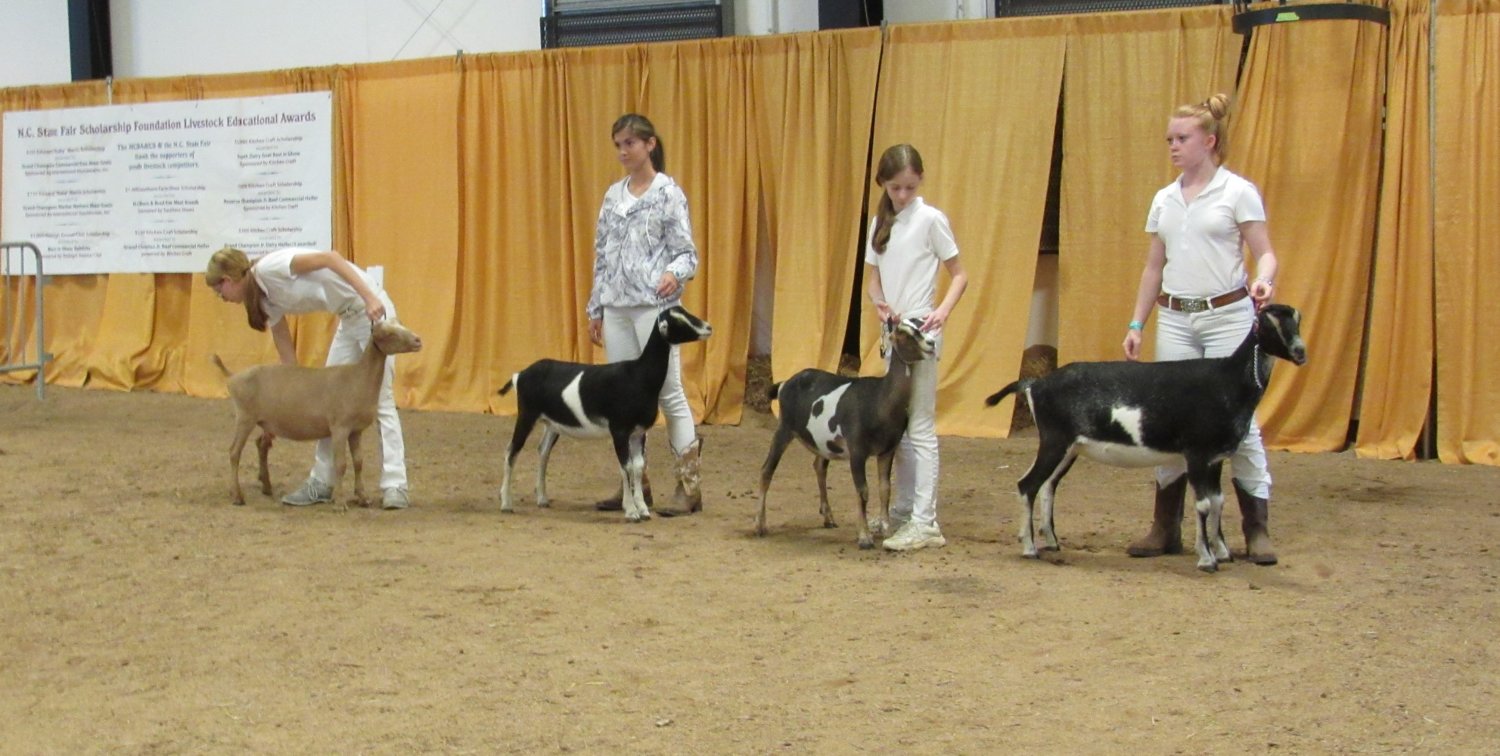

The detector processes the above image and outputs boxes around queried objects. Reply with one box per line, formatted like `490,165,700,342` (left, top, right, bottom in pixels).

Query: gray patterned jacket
586,173,698,320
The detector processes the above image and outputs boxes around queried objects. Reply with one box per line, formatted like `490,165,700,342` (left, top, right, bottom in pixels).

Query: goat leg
535,426,560,508
755,427,794,537
255,432,274,496
874,452,895,537
849,456,874,549
348,429,367,508
813,456,835,529
228,417,256,506
329,425,350,514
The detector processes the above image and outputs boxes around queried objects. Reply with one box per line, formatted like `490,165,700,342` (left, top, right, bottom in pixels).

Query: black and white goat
756,318,936,548
983,303,1306,572
497,306,712,522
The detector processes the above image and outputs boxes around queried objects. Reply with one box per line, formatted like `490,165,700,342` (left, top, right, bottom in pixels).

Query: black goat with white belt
497,306,712,522
984,303,1306,572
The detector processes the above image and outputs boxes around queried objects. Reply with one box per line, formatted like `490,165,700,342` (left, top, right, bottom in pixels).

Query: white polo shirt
252,247,371,327
864,197,960,318
1145,165,1266,299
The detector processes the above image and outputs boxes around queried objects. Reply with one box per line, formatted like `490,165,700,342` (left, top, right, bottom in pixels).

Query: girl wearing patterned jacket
585,113,703,515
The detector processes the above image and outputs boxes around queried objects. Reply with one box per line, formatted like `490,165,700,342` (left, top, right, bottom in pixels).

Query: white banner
2,92,333,275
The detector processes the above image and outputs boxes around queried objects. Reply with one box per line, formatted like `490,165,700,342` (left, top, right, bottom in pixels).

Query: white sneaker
882,521,946,551
281,478,333,507
381,487,410,510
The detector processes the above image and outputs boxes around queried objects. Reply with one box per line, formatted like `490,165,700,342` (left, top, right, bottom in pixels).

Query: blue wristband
1128,320,1144,331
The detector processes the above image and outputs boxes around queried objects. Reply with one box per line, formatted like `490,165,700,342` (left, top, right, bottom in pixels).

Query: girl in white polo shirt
864,144,969,551
205,245,411,510
1121,93,1281,565
585,113,703,515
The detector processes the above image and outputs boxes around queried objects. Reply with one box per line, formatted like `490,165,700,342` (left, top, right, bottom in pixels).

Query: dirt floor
3,382,1499,753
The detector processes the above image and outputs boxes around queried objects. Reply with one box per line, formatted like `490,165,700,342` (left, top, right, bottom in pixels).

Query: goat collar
1252,343,1264,391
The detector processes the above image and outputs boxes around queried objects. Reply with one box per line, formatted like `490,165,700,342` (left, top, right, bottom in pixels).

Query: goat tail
498,375,515,396
768,381,782,401
210,354,232,378
984,381,1024,408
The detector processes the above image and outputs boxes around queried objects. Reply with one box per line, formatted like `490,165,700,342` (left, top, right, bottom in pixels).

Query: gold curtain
342,58,462,410
1434,0,1500,465
458,51,579,415
634,39,761,424
1356,0,1435,460
1059,7,1240,365
1232,14,1387,451
751,29,883,382
868,18,1067,437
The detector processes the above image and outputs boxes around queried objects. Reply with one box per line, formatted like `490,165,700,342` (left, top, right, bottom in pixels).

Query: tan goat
213,319,423,508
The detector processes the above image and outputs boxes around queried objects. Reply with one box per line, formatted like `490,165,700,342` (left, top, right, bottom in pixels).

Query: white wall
111,0,542,80
2,1,907,88
0,1,74,88
884,0,991,23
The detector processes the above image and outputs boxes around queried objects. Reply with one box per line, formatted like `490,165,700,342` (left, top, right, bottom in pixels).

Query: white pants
886,326,942,528
1152,297,1271,498
602,305,697,454
308,288,407,491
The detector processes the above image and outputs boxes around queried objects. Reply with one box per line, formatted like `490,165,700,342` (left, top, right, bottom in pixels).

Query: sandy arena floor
2,383,1498,753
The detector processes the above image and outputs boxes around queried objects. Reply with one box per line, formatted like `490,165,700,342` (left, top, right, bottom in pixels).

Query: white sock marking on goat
805,383,853,459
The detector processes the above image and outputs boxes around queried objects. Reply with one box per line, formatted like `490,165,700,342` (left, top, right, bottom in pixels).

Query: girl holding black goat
864,143,969,552
1121,93,1282,565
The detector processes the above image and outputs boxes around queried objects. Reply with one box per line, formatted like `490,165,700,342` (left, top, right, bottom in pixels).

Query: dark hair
871,144,925,254
1174,93,1232,163
612,113,665,173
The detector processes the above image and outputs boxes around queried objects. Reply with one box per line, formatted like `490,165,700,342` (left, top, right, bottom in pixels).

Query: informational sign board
2,91,332,274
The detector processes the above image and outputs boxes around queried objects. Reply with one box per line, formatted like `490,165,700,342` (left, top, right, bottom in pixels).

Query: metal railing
1,241,49,399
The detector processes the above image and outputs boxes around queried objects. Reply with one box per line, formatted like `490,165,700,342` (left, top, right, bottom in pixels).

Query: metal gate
1,241,49,399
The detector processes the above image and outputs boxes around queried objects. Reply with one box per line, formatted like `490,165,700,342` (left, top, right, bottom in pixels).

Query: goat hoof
536,499,550,508
822,521,837,530
1022,551,1040,560
232,499,245,507
1197,561,1219,573
858,539,874,550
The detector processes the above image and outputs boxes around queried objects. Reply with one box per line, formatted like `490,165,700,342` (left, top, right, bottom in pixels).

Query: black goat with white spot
984,303,1306,572
497,306,712,522
756,318,935,548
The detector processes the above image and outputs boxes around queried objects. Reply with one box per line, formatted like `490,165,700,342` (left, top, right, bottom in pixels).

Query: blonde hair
205,246,269,332
1173,93,1232,163
871,144,925,254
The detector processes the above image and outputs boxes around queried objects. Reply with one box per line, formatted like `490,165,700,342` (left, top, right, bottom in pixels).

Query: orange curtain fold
1233,14,1387,452
1059,7,1240,366
869,18,1067,437
460,50,582,416
342,57,463,411
751,28,883,383
634,39,760,425
1356,0,1435,460
1434,0,1500,464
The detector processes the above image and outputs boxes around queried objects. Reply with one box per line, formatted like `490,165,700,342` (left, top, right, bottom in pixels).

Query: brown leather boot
594,470,653,511
656,438,703,517
1126,477,1187,557
1233,479,1277,565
